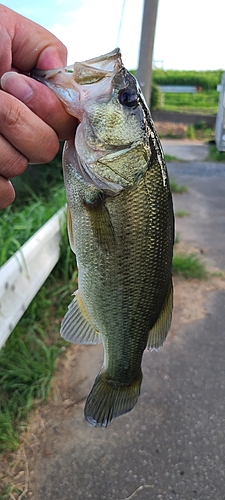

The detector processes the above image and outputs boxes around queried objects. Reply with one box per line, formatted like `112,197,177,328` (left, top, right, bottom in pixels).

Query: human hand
0,5,77,208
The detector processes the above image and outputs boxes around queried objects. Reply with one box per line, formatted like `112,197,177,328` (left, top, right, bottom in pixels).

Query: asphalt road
169,161,225,271
32,159,225,500
162,139,209,162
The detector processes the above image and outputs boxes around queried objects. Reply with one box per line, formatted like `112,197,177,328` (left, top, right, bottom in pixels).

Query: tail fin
84,371,142,427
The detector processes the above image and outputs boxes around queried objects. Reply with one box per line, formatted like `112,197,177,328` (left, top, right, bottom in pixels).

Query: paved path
161,139,209,161
169,161,225,270
31,159,225,500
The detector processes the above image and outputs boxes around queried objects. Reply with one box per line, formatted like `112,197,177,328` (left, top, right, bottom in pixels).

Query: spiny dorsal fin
60,290,102,345
147,279,173,351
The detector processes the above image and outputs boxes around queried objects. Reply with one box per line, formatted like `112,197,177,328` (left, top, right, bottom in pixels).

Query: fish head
32,48,151,193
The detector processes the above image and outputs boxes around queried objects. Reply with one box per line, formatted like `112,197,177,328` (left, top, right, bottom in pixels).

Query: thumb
1,72,77,140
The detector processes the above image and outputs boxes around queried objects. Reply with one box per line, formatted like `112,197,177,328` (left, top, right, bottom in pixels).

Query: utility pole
136,0,159,106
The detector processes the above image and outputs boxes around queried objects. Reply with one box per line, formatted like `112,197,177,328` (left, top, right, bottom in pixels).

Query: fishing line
116,0,126,47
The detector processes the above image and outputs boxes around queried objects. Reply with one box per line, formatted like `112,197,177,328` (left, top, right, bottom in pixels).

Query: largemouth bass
33,48,174,427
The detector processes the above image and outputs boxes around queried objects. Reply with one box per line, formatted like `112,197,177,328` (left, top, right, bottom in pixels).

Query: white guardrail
0,206,66,349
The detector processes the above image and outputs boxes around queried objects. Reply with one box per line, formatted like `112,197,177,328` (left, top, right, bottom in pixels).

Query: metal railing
0,207,66,349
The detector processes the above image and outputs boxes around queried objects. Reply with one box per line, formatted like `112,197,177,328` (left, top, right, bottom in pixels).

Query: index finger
0,5,67,76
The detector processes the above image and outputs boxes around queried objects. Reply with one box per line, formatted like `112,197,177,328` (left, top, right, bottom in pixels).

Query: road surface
19,156,225,500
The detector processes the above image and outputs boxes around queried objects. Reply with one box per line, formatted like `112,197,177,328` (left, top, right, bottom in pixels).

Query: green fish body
33,49,174,427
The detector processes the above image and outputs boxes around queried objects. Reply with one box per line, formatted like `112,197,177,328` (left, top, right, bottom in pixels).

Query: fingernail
1,72,34,102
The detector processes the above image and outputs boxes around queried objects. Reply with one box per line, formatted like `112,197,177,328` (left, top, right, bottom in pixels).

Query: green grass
161,104,217,115
175,211,190,217
164,154,185,162
152,68,223,91
173,252,208,279
170,180,187,193
0,178,77,457
0,243,76,454
206,144,225,162
160,90,218,115
0,185,67,267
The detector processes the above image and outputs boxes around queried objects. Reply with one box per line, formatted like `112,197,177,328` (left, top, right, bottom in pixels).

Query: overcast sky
2,0,225,71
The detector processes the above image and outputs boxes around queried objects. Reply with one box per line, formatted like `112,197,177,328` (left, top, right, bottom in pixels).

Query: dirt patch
1,266,225,499
154,121,188,138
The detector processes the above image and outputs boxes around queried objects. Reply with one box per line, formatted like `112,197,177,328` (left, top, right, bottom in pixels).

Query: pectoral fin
147,280,173,350
83,193,115,252
60,290,102,344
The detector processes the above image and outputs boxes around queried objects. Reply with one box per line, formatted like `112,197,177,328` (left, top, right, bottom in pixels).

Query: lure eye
119,89,138,108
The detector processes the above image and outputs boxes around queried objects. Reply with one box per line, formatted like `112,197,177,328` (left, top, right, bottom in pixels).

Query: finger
0,134,28,178
0,90,60,164
0,5,67,74
0,19,11,76
0,176,15,208
1,72,77,140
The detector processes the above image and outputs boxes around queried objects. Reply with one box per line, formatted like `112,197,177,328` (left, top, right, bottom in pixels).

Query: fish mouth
31,49,123,123
32,48,123,86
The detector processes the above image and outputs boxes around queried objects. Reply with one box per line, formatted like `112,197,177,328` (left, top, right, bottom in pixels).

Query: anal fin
60,290,102,345
147,279,173,350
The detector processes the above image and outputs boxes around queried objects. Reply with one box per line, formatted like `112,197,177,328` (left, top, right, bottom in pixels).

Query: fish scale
32,48,174,427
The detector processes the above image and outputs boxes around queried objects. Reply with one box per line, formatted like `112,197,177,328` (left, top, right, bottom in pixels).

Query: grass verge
0,185,67,267
173,252,208,279
206,144,225,162
175,211,190,217
0,208,77,458
170,180,187,193
164,154,185,162
0,276,77,455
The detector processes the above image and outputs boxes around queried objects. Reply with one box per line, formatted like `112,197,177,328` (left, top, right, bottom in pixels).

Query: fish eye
119,88,138,108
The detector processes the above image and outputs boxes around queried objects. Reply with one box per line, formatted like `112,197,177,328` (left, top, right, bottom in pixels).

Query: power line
116,0,126,47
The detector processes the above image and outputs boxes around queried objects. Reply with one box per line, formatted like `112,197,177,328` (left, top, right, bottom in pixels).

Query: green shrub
150,83,161,109
187,125,196,139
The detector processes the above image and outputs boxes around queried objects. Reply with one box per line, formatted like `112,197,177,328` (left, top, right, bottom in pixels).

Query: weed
187,125,196,139
170,181,187,193
164,154,184,162
1,486,17,500
0,407,20,452
0,319,61,451
173,252,208,279
0,185,66,266
175,211,190,217
0,212,76,454
206,144,225,162
160,93,218,115
174,233,180,244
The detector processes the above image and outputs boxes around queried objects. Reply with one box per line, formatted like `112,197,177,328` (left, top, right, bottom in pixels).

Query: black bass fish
33,48,174,427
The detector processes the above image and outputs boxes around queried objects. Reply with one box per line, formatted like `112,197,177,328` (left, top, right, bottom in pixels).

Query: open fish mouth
32,48,123,85
31,48,124,123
